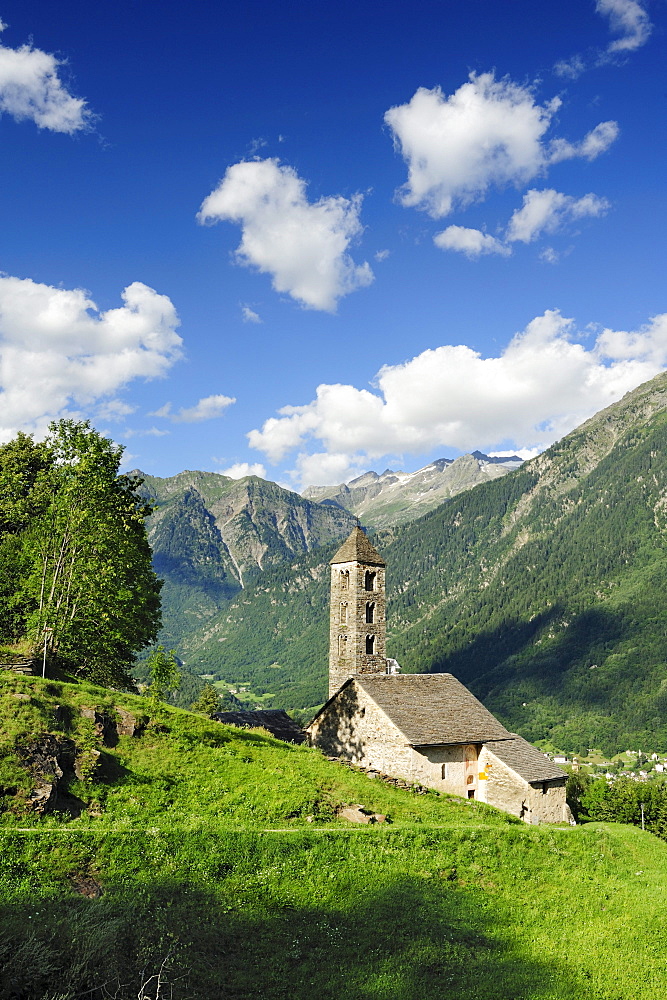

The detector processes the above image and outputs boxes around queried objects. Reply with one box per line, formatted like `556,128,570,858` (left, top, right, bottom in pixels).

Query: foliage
147,646,181,704
189,682,221,717
0,420,162,687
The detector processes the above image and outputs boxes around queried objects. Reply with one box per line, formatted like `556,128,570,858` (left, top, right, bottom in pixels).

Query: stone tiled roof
213,710,305,744
484,734,566,783
357,673,512,745
330,526,385,567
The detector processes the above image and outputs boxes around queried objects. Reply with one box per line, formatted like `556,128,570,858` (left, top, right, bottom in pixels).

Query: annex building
307,527,570,825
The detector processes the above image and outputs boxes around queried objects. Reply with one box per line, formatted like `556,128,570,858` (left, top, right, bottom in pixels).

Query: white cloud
248,309,667,485
0,21,91,132
539,247,560,264
385,72,617,220
555,0,651,77
434,226,511,258
241,304,262,324
374,249,390,262
95,399,137,421
554,55,587,80
506,189,610,243
549,121,619,164
198,158,373,312
167,394,236,423
122,426,170,439
219,461,267,480
291,451,369,489
597,0,652,53
0,276,182,442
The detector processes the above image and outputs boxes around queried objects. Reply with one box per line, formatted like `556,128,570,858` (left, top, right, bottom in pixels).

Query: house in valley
306,527,570,825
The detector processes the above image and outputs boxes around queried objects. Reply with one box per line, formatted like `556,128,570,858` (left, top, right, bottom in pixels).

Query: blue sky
1,0,665,488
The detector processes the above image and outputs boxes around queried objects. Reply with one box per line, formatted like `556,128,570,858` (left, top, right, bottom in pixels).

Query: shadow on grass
0,835,582,1000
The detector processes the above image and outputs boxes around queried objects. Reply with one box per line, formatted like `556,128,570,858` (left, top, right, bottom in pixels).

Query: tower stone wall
328,528,387,698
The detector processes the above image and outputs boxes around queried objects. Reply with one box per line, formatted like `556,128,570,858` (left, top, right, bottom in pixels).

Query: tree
0,420,162,686
190,683,222,717
147,646,181,703
0,433,53,640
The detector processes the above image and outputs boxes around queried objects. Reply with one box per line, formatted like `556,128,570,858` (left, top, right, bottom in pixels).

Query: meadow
1,672,667,999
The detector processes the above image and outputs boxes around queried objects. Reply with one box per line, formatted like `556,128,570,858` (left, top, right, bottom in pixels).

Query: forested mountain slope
186,372,667,753
136,470,356,649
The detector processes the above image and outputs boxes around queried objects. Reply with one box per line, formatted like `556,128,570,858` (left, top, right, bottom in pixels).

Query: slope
2,671,667,1000
136,469,356,651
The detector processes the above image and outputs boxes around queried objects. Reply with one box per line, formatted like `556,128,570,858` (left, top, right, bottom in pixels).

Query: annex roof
484,734,566,783
330,526,385,567
355,673,512,746
213,710,305,744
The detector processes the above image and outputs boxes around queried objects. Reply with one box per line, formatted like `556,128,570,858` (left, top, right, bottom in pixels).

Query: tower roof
330,526,385,566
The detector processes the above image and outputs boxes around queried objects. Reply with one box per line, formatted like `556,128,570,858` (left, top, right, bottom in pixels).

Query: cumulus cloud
219,461,267,480
152,394,236,423
434,226,511,258
597,0,652,53
385,73,616,219
549,121,619,164
198,158,373,311
0,276,182,442
506,189,610,243
0,20,91,132
248,310,667,485
241,304,262,324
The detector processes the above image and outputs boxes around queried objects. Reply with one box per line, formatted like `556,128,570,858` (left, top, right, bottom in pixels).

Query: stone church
307,527,570,825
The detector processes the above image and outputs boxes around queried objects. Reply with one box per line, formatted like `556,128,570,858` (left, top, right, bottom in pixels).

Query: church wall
308,682,412,778
479,746,569,824
410,745,481,799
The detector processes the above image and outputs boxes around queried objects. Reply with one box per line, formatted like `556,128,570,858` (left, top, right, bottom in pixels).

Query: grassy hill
2,670,667,999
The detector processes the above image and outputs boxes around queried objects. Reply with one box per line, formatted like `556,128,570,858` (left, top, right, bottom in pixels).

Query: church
306,527,571,825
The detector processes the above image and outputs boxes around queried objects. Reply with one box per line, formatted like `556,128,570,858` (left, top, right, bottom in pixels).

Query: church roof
483,734,566,783
330,526,386,566
355,673,512,745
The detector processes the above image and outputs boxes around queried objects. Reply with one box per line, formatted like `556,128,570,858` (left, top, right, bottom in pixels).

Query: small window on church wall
338,635,347,656
441,763,448,780
365,602,375,623
364,571,376,591
340,570,349,590
366,634,375,654
340,603,347,624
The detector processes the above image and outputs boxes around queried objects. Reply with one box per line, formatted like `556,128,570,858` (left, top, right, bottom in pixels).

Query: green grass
2,672,667,999
1,824,667,999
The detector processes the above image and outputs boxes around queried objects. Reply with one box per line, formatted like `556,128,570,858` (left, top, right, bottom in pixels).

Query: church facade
307,527,570,825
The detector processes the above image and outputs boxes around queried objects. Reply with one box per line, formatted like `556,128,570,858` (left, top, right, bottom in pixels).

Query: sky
0,0,666,490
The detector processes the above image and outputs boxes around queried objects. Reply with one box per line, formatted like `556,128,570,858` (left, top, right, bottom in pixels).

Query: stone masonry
328,527,387,697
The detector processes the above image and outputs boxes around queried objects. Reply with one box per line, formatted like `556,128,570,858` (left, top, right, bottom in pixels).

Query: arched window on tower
340,570,349,590
365,602,375,623
338,635,347,658
365,634,375,654
340,603,347,624
364,571,376,592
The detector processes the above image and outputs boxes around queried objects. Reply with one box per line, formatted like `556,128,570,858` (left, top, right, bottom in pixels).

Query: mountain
135,470,357,652
302,452,523,527
177,372,667,753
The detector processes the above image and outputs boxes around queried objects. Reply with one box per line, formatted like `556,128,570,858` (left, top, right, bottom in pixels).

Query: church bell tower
329,526,387,698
